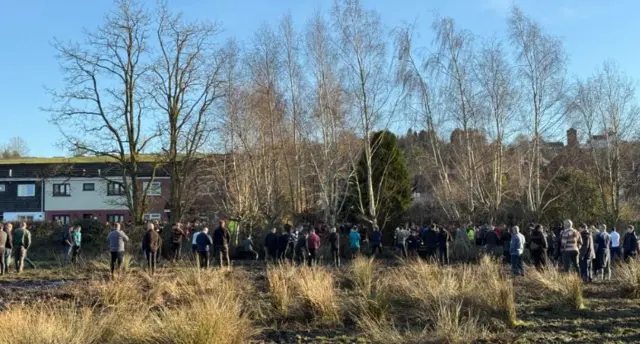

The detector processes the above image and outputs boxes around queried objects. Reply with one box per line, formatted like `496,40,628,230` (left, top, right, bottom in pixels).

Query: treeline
47,0,640,229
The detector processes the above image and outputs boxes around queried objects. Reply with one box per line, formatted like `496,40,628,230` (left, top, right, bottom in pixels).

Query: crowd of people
1,217,638,282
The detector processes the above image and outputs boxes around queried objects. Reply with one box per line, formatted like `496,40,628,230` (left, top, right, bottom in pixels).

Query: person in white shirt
191,228,201,258
610,227,621,262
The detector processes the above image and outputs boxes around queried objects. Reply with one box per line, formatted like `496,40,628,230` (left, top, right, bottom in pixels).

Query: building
0,157,171,223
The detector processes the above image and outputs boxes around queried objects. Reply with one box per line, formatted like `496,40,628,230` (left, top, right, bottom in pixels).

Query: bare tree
47,0,159,223
396,23,459,219
508,6,567,219
333,0,395,228
305,11,355,225
1,137,30,158
475,38,518,222
151,3,225,222
568,61,640,223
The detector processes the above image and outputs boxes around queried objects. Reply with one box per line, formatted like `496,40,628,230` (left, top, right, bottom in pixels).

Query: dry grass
266,263,296,317
523,265,584,310
295,266,340,325
348,256,376,295
617,259,640,298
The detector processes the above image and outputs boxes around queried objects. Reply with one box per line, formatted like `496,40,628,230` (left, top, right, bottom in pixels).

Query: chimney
567,128,578,148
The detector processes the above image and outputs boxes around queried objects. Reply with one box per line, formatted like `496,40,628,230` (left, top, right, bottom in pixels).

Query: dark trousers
171,243,182,261
624,251,637,261
308,248,317,266
611,247,621,261
425,247,437,261
370,243,382,256
531,249,547,270
397,244,408,258
562,251,580,274
63,244,73,265
580,258,592,282
197,251,210,269
331,248,340,267
511,254,524,276
0,247,5,275
145,249,158,274
439,246,449,265
267,249,278,263
71,246,81,263
110,251,124,276
213,245,230,268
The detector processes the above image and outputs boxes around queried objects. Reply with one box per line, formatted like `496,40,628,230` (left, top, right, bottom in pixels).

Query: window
107,214,125,223
143,182,161,196
53,183,71,196
17,215,34,222
143,213,161,221
0,184,5,192
107,182,125,196
83,214,93,220
83,183,95,191
17,184,35,197
53,215,70,225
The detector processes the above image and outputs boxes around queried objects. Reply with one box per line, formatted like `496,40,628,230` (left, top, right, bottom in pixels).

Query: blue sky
0,0,637,157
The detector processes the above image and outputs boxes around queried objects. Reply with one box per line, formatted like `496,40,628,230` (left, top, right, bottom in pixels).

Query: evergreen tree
350,130,412,230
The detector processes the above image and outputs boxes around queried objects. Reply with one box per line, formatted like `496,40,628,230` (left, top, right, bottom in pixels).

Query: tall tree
48,0,159,222
333,0,394,228
151,3,224,222
508,6,567,219
1,137,30,158
352,131,411,229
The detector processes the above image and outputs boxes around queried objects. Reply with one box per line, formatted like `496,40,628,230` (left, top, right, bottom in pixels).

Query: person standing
0,223,7,275
71,225,82,264
529,224,548,270
191,227,201,258
307,228,320,266
610,227,621,261
438,226,452,265
171,223,186,261
483,226,500,258
243,235,259,260
623,225,639,261
501,228,512,265
62,225,74,266
395,227,409,259
561,219,582,274
12,222,31,273
579,223,595,282
3,223,12,272
212,220,231,268
422,225,439,261
594,224,612,280
264,228,279,263
107,223,129,278
328,227,340,267
370,226,382,257
142,223,161,275
196,227,213,269
510,226,526,276
406,230,421,259
294,231,308,265
349,227,361,259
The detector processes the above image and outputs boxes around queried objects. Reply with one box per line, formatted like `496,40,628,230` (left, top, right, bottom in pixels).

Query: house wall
44,177,130,211
46,210,132,223
0,179,43,214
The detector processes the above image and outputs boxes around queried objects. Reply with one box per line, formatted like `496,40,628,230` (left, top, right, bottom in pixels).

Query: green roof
0,155,163,165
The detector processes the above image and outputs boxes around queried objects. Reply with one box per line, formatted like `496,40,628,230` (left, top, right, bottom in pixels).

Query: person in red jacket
307,228,321,266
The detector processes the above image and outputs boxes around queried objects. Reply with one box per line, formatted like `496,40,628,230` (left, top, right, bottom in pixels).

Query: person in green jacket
71,226,82,264
12,222,32,273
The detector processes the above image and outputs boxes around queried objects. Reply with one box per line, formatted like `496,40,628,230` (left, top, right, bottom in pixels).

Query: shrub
523,266,584,310
617,259,640,298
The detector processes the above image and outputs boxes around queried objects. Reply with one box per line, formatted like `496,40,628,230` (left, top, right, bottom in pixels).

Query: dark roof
0,161,169,179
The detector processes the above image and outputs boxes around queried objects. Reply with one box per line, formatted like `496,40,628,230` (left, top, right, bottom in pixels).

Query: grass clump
617,259,640,298
348,256,376,295
523,265,584,310
294,266,340,325
266,263,296,317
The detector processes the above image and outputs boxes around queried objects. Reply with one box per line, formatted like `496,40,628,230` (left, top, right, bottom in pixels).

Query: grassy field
0,255,639,344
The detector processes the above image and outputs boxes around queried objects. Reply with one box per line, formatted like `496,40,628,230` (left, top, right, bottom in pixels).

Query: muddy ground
0,261,638,344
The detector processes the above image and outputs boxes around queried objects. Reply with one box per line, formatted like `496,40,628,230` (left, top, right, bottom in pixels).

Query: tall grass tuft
617,258,640,298
266,264,296,317
523,265,584,310
348,256,376,295
294,266,340,325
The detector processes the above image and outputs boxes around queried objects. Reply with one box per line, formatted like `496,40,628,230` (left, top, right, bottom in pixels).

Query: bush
617,259,640,298
523,266,584,310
